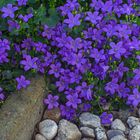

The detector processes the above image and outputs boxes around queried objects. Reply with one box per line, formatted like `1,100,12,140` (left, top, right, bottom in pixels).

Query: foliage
0,0,140,120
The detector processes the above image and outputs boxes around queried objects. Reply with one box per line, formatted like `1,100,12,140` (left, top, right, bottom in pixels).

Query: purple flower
66,0,80,10
103,24,117,37
80,103,91,112
0,93,5,101
21,38,34,50
0,39,10,51
0,88,5,101
0,50,9,63
100,97,107,106
56,33,69,48
90,48,105,63
133,68,140,80
59,5,72,16
127,88,140,107
120,4,133,15
49,62,63,78
117,82,130,98
137,55,140,65
59,0,79,16
44,94,59,109
92,63,109,80
131,76,140,87
18,13,33,22
34,42,47,53
8,20,20,32
60,105,75,120
64,12,81,28
17,0,28,6
85,11,102,25
66,93,81,109
109,41,126,59
56,77,68,92
129,37,140,50
117,62,129,78
1,4,18,18
16,75,30,90
20,55,38,71
105,78,119,95
76,82,93,101
101,1,113,13
90,0,104,11
0,39,10,63
100,112,113,125
42,25,55,39
115,24,132,39
36,59,45,74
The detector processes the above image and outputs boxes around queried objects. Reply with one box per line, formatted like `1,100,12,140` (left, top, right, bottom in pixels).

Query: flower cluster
0,39,10,63
0,88,5,101
0,0,140,120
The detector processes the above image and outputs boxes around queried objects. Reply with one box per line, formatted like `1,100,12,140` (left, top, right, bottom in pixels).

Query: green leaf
136,17,140,25
2,70,13,80
136,51,140,55
12,69,23,77
0,0,16,8
28,0,36,4
104,13,117,21
41,8,60,27
34,4,46,24
0,18,7,31
20,22,29,29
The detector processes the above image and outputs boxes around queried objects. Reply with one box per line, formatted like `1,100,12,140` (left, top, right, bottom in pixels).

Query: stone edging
35,109,140,140
0,75,46,140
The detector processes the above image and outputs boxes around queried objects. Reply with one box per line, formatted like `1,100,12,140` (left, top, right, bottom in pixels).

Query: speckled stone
127,116,140,129
55,119,81,140
80,127,95,138
111,119,126,132
79,112,101,129
39,119,58,140
35,134,46,140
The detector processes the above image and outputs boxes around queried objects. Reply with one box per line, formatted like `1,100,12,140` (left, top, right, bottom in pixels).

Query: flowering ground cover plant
0,0,140,123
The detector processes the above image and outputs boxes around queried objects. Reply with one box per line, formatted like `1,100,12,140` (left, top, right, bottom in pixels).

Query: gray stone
39,119,58,140
81,138,94,140
55,119,81,140
111,119,126,132
107,130,124,140
127,116,140,129
118,109,131,122
0,75,46,140
35,134,46,140
110,135,127,140
80,127,95,138
124,127,130,135
129,124,140,140
95,127,107,140
79,112,101,129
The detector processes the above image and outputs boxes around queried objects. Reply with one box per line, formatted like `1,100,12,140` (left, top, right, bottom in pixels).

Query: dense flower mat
0,0,140,122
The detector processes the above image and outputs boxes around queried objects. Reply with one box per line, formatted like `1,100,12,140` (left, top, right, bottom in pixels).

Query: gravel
39,119,58,140
127,116,140,129
55,119,81,140
80,127,95,138
95,127,107,140
79,112,101,129
111,119,126,132
34,109,140,140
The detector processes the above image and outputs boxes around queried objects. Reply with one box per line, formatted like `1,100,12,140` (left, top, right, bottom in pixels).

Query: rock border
35,109,140,140
0,75,46,140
